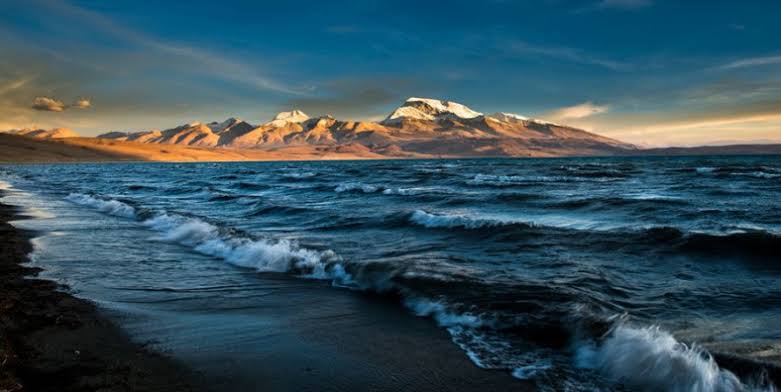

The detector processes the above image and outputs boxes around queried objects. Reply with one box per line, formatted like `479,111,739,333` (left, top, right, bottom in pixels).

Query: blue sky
1,0,780,145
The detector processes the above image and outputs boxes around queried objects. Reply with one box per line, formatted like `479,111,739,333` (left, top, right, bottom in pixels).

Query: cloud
548,102,609,119
503,40,630,71
0,77,33,95
574,0,651,13
718,55,781,70
42,0,300,95
72,98,91,109
31,96,92,112
595,0,652,10
284,78,417,120
32,96,67,112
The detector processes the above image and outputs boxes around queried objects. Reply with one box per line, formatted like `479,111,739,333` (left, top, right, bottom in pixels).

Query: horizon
2,0,781,147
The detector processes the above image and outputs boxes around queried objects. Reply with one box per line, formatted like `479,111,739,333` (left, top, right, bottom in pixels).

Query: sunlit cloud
72,98,91,109
32,96,66,112
548,102,609,120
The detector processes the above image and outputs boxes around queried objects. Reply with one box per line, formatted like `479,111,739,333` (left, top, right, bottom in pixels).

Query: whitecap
143,213,341,276
65,193,136,219
574,324,765,392
334,182,380,193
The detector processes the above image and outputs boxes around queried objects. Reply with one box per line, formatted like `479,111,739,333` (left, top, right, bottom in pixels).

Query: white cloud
32,96,66,112
719,55,781,70
549,102,609,120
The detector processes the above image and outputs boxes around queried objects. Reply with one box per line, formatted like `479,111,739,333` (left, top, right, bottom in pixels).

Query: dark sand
2,189,527,391
0,193,200,391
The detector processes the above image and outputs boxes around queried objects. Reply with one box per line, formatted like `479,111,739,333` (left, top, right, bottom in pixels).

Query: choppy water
2,156,780,391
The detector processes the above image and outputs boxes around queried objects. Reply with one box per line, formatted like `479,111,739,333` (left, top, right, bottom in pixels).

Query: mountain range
94,97,636,157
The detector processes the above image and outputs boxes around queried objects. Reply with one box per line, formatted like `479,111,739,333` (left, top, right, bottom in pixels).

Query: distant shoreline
2,133,781,164
0,192,200,391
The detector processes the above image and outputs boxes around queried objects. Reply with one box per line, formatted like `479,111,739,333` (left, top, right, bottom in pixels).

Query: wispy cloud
574,0,652,13
504,40,631,71
548,102,609,119
284,78,418,120
595,0,652,10
718,55,781,70
43,0,300,95
0,77,34,95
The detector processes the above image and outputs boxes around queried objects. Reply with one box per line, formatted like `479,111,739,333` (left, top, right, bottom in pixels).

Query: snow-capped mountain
383,97,483,124
268,110,310,127
96,98,635,157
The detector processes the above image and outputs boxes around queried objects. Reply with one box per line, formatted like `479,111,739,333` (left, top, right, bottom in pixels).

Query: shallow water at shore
2,156,780,390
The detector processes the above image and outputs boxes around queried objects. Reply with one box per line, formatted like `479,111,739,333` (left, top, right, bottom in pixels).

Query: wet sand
1,193,200,391
2,189,527,391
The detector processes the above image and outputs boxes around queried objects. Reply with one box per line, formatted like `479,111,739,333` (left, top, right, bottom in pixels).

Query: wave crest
409,210,533,230
65,193,136,218
143,214,341,276
575,324,760,392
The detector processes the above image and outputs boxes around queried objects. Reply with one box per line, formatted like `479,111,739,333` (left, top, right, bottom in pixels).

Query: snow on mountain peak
384,97,483,123
207,117,242,132
490,112,529,122
268,110,310,127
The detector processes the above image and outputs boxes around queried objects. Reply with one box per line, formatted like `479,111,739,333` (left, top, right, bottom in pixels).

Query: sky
1,0,780,146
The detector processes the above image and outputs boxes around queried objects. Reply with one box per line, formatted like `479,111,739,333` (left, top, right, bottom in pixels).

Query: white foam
143,213,340,276
575,324,770,392
409,210,529,230
511,360,553,380
283,171,316,179
404,297,484,328
65,193,136,219
382,187,425,196
334,182,379,193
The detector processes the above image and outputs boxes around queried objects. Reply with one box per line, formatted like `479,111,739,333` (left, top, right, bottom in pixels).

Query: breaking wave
63,193,345,278
65,193,136,219
143,214,342,277
575,324,774,392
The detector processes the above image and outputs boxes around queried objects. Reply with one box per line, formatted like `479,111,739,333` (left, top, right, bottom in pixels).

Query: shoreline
1,188,529,392
0,192,201,391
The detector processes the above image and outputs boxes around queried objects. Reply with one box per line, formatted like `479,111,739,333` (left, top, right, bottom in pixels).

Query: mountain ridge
92,97,635,157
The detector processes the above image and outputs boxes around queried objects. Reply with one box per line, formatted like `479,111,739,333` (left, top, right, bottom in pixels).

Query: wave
574,324,773,392
467,174,552,186
247,204,310,217
467,173,620,187
65,193,136,219
143,213,343,277
409,210,534,230
334,182,380,193
642,226,781,261
282,172,316,179
691,166,780,179
62,193,347,279
232,182,271,191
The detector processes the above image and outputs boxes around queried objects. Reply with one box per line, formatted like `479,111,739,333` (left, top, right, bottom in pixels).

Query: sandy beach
1,192,201,391
2,188,528,391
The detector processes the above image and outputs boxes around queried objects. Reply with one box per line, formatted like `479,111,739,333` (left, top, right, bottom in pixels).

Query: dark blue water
2,156,780,391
